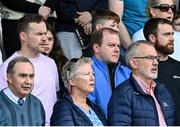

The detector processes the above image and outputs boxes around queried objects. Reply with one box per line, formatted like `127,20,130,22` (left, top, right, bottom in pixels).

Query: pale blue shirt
3,87,26,105
78,106,103,126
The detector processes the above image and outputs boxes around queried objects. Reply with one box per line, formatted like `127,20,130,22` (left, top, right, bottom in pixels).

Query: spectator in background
132,0,180,61
50,57,107,126
91,8,126,65
173,11,180,31
108,0,132,55
43,23,68,97
109,0,148,38
143,17,180,125
88,28,131,116
40,0,106,59
108,41,175,126
0,0,55,58
0,56,45,126
0,14,59,125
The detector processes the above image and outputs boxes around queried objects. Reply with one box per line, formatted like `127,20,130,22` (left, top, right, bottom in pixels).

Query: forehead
157,0,174,5
157,23,173,32
138,44,157,55
102,31,120,44
13,62,34,73
47,31,53,37
28,22,47,32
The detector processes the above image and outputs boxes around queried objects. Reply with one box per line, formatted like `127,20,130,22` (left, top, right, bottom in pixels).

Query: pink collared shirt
133,74,167,126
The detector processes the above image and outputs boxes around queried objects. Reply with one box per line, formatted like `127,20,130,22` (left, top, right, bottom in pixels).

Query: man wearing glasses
108,40,175,126
144,17,180,125
132,0,180,61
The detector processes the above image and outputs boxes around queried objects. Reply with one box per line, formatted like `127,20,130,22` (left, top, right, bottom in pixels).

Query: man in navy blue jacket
108,41,175,126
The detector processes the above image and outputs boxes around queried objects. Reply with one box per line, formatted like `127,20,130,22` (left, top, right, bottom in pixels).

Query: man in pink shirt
108,40,175,126
0,14,59,125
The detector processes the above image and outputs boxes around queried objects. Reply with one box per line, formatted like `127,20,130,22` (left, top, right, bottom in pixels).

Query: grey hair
61,57,92,92
7,56,34,74
125,40,154,68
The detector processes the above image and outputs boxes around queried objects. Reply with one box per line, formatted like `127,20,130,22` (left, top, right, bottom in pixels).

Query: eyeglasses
153,4,176,13
133,56,161,62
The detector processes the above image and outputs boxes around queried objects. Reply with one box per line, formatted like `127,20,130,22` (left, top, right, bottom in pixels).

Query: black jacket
50,93,107,126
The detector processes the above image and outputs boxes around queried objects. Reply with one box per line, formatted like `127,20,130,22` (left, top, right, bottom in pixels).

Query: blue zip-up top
88,56,131,116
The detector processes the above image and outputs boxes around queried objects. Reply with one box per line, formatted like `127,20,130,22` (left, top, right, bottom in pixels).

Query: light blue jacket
88,56,131,116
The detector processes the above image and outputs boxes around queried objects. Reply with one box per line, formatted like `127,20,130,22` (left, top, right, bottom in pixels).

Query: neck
157,52,169,61
18,48,39,58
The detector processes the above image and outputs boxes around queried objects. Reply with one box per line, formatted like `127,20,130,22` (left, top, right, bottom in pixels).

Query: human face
95,31,120,63
151,0,174,21
7,62,34,98
25,22,47,55
43,31,54,55
72,63,95,94
173,18,180,32
102,20,119,31
155,24,174,55
133,44,159,81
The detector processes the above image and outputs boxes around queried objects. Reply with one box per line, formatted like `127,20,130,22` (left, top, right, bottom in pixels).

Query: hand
83,22,92,35
75,11,92,27
38,6,51,20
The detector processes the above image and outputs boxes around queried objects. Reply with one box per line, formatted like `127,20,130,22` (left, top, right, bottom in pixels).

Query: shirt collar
133,74,156,94
3,87,26,105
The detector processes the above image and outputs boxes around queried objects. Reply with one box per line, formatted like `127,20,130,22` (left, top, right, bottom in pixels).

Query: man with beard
0,56,45,125
143,17,180,125
108,41,175,126
132,0,180,61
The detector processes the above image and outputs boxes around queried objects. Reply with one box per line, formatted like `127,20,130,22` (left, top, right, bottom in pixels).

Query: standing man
143,17,180,125
0,14,59,125
0,56,45,125
108,41,175,126
88,28,131,116
132,0,180,61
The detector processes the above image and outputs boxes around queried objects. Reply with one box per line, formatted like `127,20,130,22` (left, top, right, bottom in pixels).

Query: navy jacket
108,74,175,126
50,93,107,126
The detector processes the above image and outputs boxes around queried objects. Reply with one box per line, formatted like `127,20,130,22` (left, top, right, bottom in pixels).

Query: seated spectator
108,41,175,126
88,28,131,116
143,17,180,125
0,56,45,125
50,57,107,126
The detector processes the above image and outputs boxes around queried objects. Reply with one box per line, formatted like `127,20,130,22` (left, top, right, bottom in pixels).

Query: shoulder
132,28,145,42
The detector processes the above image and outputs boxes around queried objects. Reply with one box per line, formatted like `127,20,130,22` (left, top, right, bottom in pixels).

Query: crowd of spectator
0,0,180,126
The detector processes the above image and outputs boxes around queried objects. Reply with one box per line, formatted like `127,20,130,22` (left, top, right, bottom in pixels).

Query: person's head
126,40,159,81
6,56,35,98
91,27,120,63
173,11,180,31
147,0,176,21
143,18,174,55
42,23,55,55
92,9,120,31
62,57,94,95
17,14,47,55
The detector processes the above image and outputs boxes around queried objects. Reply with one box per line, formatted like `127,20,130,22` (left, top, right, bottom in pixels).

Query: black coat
50,93,107,126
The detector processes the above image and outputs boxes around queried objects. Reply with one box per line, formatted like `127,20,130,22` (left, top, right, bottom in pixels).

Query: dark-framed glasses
153,4,176,13
133,56,161,62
